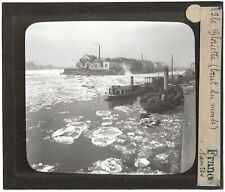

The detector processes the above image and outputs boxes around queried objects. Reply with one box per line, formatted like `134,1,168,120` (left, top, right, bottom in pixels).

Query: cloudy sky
25,21,195,68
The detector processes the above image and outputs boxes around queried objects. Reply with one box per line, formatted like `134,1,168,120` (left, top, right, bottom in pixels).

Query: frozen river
26,69,183,174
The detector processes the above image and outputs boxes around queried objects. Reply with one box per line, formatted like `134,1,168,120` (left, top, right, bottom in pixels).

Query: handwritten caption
208,9,221,130
198,7,221,186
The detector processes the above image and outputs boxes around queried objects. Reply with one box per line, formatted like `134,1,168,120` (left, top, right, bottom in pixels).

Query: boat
140,84,184,113
140,65,184,113
106,76,164,99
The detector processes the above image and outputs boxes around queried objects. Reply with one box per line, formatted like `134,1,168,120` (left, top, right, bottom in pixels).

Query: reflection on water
106,96,138,108
26,70,184,174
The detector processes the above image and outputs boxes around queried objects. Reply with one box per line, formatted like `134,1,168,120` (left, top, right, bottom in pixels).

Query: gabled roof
80,54,97,60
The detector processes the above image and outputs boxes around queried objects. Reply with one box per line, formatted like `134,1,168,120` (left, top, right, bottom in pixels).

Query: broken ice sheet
134,158,150,168
26,70,149,113
91,127,123,147
92,137,117,147
64,117,78,123
114,106,130,113
96,110,111,117
31,163,59,172
58,111,69,114
154,153,169,165
114,144,136,156
50,120,89,144
88,158,123,174
53,136,75,144
101,121,113,126
102,114,119,121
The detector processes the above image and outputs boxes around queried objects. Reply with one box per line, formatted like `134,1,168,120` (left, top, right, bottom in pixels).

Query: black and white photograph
25,21,196,175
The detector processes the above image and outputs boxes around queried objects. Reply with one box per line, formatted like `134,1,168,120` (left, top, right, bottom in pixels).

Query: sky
25,21,195,68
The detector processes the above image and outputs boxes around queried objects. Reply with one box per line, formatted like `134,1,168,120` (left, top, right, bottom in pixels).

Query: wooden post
164,66,168,91
131,76,134,87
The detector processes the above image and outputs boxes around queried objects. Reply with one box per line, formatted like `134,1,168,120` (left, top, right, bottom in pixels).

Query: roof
80,54,97,60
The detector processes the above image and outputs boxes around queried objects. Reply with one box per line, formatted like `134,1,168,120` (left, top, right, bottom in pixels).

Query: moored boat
140,66,184,113
106,76,164,99
140,84,184,113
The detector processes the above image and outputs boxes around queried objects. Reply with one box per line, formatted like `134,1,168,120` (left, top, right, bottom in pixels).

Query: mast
171,54,174,84
98,45,101,60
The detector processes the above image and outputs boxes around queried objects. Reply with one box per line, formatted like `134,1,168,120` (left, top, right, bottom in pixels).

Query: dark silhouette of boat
140,84,184,113
140,65,184,113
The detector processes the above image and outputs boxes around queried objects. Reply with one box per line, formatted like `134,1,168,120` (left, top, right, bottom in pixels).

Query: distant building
76,54,110,71
103,61,110,70
75,53,165,73
89,61,102,70
80,54,97,63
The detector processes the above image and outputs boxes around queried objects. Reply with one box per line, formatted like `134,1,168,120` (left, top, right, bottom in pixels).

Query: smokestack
164,66,169,91
98,45,100,60
141,54,143,61
131,76,134,87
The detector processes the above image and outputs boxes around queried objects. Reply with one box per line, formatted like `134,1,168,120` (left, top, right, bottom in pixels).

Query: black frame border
2,2,223,189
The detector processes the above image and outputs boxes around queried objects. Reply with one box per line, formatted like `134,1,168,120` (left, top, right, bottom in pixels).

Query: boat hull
140,85,184,113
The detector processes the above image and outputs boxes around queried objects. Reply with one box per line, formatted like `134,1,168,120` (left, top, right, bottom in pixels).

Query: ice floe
134,158,150,168
50,119,89,144
68,121,89,131
91,127,123,147
101,121,113,126
88,158,123,174
114,106,130,113
58,111,69,114
53,136,75,144
52,128,65,138
31,163,58,172
102,114,119,121
92,137,117,147
114,144,136,156
96,110,111,117
154,153,169,165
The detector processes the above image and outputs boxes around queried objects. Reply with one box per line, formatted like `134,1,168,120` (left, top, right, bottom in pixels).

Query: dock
181,87,196,172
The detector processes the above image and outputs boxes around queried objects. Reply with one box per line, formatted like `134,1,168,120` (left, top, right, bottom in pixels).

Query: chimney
98,45,100,60
164,66,169,91
131,76,134,87
141,54,143,61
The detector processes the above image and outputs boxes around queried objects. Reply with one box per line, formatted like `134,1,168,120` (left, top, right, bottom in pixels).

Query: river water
26,69,183,174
